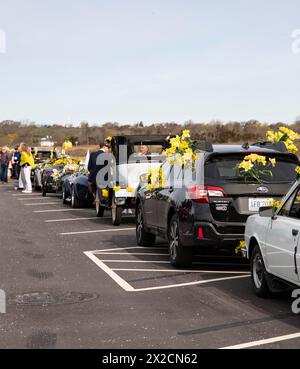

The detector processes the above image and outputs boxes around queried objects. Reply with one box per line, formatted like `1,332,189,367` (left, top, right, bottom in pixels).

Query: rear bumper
180,221,245,250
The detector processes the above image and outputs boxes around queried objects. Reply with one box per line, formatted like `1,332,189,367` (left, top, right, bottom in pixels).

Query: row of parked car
30,137,300,298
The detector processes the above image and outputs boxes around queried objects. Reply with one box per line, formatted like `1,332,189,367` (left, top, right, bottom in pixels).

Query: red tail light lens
188,186,225,203
198,227,204,239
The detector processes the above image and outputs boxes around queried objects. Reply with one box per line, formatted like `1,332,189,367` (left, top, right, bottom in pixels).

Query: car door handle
292,229,299,236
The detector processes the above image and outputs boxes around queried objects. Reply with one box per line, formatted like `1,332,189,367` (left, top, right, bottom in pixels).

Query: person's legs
3,165,8,183
24,166,32,192
19,167,25,189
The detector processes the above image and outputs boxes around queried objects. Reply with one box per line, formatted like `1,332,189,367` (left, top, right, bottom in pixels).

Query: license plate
115,189,134,198
248,198,273,212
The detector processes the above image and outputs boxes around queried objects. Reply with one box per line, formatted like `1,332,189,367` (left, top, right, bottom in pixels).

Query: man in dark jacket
12,146,21,179
87,143,111,195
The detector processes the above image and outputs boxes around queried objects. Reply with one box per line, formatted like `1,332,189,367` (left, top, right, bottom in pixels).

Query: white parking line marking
84,251,134,292
45,217,110,223
220,332,300,349
13,194,40,197
60,228,135,236
112,268,250,275
194,262,245,267
93,246,167,254
98,252,168,256
24,202,61,206
101,260,170,263
34,208,89,213
133,275,250,292
18,197,58,201
44,216,134,223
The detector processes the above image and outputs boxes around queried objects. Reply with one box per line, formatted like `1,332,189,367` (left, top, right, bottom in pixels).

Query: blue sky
0,0,300,125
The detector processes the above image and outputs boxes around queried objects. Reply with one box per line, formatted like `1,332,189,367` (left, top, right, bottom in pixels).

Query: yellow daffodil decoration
105,136,113,145
295,166,300,180
266,127,299,153
163,130,197,166
144,130,199,191
145,166,166,191
237,154,276,183
235,240,246,257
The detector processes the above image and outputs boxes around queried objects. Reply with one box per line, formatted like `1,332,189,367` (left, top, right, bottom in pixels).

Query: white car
245,180,300,297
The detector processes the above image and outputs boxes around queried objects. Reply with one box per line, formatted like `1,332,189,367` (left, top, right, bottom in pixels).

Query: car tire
42,183,47,197
71,188,82,208
111,200,123,226
250,245,270,298
95,190,105,217
168,214,193,268
34,178,40,191
62,186,67,204
136,204,156,246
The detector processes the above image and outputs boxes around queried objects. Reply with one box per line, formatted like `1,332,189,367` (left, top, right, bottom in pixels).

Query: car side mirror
259,206,275,218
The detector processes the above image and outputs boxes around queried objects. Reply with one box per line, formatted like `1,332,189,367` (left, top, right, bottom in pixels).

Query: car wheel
62,186,67,204
250,245,270,298
42,183,47,197
34,177,40,191
168,214,193,268
95,190,105,217
136,204,156,246
111,200,123,226
71,188,81,208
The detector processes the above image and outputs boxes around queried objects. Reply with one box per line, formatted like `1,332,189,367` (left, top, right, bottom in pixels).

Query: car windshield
205,154,298,183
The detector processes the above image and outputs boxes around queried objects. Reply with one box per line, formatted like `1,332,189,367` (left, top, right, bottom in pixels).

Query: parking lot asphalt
1,183,300,349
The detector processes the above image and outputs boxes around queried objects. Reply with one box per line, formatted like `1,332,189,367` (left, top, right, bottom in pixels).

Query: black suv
136,143,300,267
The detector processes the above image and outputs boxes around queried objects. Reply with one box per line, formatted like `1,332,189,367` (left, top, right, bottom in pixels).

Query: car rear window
205,153,298,183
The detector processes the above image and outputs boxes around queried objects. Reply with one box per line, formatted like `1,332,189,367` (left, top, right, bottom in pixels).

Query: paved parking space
84,246,250,292
1,184,300,349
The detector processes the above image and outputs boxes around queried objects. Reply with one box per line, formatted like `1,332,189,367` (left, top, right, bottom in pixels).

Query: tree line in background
1,119,300,147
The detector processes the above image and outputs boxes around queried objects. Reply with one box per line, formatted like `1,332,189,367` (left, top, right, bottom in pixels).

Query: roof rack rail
251,141,288,153
194,140,214,152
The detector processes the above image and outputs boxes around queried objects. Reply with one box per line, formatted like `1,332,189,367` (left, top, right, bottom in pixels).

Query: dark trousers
0,164,8,182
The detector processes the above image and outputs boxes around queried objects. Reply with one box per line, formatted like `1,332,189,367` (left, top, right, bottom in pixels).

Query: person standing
12,145,21,179
0,147,10,184
19,143,35,193
87,143,111,195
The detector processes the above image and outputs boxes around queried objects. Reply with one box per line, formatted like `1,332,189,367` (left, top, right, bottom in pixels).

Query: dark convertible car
62,167,94,208
136,142,300,267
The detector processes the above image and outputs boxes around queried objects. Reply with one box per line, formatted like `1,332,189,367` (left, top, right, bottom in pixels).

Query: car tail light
188,186,225,203
198,227,204,239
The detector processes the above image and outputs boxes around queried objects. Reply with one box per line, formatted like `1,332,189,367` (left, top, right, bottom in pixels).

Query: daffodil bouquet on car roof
237,127,300,183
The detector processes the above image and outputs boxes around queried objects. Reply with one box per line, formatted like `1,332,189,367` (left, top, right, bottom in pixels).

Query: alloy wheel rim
253,254,263,289
169,221,178,259
137,208,143,240
112,204,116,221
